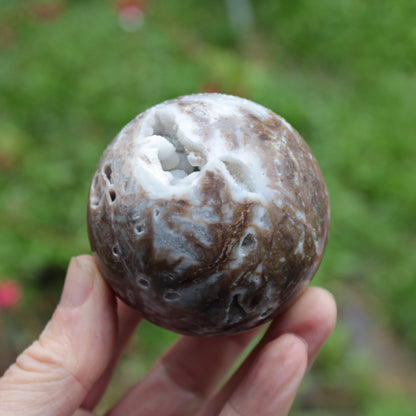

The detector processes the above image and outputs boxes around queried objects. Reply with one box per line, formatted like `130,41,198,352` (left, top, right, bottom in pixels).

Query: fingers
0,255,118,416
107,287,335,416
202,286,337,415
266,286,337,369
106,327,263,416
219,334,308,416
82,299,142,409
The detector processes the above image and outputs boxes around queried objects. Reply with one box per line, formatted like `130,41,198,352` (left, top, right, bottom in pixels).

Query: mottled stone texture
88,93,329,336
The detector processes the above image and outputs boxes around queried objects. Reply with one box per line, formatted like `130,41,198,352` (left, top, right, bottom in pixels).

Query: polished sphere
87,93,329,336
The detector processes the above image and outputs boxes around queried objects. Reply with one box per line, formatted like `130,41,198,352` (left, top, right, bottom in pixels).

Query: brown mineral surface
87,93,329,336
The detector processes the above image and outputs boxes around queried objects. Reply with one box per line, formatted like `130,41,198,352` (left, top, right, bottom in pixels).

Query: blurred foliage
1,0,416,414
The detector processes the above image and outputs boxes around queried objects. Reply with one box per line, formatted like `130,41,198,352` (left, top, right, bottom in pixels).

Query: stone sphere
87,93,329,336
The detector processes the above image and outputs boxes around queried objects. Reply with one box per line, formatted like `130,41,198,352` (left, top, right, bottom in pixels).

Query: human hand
0,255,336,416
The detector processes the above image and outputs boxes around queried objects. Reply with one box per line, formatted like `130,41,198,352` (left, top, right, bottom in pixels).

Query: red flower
0,280,22,311
115,0,146,32
115,0,145,12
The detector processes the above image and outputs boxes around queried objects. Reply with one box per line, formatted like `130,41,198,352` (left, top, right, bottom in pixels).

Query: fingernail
60,256,94,308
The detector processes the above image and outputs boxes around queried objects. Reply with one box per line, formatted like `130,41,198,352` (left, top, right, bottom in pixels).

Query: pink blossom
116,0,146,32
0,280,22,311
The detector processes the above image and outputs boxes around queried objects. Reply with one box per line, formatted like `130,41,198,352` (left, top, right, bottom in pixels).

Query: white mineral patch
294,231,305,256
125,94,278,204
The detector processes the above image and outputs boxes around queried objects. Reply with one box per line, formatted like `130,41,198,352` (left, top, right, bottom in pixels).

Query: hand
0,255,336,416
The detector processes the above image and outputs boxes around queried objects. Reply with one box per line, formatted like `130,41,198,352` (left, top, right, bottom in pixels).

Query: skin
0,255,336,416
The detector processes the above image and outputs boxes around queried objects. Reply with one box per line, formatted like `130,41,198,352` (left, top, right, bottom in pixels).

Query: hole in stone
164,290,181,301
91,198,99,208
149,112,204,181
223,160,254,192
228,293,247,322
90,176,101,208
137,278,149,288
109,189,116,202
135,224,144,234
241,233,255,248
104,164,113,183
158,139,197,178
90,191,101,208
154,208,160,217
112,245,120,257
151,113,177,138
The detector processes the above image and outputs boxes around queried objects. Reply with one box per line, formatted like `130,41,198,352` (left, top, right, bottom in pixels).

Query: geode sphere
87,93,329,336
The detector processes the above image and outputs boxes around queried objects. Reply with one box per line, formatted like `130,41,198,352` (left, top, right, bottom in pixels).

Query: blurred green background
1,0,415,414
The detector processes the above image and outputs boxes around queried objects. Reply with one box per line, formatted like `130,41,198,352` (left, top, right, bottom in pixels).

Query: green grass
1,0,416,413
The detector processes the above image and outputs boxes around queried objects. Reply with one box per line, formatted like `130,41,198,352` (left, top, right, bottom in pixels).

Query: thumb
0,255,118,416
